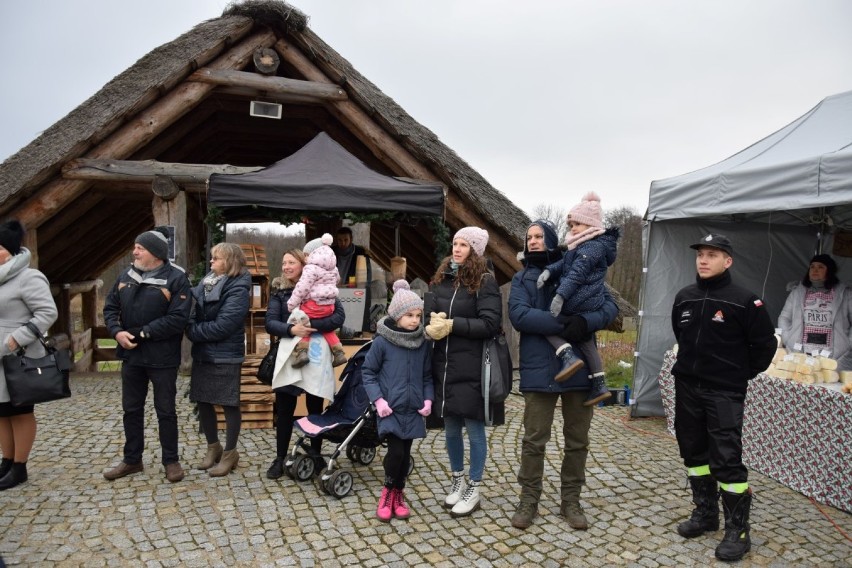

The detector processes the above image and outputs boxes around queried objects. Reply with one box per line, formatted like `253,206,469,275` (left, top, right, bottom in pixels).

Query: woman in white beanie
424,226,502,517
0,220,59,490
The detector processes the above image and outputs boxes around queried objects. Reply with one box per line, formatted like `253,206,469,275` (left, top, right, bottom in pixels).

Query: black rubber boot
677,475,720,538
715,489,752,562
0,461,27,491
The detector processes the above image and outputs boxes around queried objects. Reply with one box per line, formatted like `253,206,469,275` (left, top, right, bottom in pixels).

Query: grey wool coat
0,248,59,403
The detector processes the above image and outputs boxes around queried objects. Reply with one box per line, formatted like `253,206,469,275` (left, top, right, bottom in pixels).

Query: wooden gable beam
63,158,261,184
272,36,521,280
11,29,277,230
188,68,347,101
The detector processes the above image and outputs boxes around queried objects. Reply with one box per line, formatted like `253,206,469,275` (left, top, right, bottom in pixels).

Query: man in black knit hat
102,227,191,483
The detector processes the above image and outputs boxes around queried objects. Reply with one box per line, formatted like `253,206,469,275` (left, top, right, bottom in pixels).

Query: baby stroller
289,341,415,498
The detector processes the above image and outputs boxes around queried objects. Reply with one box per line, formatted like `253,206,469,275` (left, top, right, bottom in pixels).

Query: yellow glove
426,313,453,340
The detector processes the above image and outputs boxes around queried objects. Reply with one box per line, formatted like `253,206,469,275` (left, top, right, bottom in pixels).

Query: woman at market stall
264,241,345,480
424,226,502,518
778,253,852,369
0,219,59,490
186,242,251,477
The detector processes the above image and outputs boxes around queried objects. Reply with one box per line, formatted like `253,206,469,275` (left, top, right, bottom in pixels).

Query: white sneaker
450,479,481,517
444,471,466,508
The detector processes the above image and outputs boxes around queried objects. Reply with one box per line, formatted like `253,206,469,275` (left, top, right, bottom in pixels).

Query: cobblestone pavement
0,375,849,567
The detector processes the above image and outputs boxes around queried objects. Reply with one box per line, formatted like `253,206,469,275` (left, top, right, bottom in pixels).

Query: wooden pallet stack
217,355,275,429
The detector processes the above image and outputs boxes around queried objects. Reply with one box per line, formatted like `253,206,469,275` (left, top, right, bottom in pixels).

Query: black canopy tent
208,132,445,221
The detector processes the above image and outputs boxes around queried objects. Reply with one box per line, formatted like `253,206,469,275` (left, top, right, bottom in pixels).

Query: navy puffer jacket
509,242,618,392
186,271,251,364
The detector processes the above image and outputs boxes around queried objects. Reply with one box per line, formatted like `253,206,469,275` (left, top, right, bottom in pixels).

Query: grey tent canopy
633,89,852,417
208,132,445,221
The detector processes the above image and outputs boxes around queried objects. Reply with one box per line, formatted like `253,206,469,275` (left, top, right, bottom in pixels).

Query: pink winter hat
387,279,423,321
568,191,604,229
453,226,489,257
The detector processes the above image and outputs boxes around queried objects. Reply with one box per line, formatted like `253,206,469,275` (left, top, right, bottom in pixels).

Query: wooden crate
240,243,270,309
214,356,275,429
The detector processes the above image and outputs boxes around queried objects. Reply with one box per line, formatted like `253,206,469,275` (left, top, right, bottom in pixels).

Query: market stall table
656,350,851,513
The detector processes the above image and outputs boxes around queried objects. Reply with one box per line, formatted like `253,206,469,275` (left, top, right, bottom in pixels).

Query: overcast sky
2,0,851,217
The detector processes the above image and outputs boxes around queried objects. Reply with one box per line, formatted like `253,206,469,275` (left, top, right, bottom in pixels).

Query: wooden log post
81,281,102,372
152,190,192,373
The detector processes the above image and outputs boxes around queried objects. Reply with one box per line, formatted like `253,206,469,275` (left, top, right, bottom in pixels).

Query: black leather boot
0,461,27,490
677,475,719,538
715,489,752,562
0,457,12,479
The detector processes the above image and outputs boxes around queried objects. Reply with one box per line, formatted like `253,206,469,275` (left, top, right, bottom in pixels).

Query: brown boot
103,461,143,481
165,462,185,483
291,343,309,369
196,441,223,470
331,345,348,367
208,449,239,477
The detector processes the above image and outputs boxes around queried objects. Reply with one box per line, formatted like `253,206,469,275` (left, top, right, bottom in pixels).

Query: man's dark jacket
104,262,191,368
671,270,776,393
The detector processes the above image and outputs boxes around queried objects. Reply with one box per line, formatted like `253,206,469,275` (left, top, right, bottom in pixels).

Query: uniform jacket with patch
671,270,776,392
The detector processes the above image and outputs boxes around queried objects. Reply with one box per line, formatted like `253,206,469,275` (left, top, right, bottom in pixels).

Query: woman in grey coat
0,220,59,490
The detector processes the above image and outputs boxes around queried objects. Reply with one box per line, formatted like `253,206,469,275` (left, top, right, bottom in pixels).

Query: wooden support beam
50,280,102,297
12,29,277,229
153,191,187,269
188,67,347,101
63,158,263,184
273,37,521,280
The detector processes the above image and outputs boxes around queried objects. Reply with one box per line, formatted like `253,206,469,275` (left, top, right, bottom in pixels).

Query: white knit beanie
453,226,489,257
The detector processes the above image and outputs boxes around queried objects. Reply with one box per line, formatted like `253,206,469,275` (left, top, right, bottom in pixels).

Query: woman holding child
264,239,345,480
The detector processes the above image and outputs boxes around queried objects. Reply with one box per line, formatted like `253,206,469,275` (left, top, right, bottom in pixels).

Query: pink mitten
374,398,393,418
418,400,433,417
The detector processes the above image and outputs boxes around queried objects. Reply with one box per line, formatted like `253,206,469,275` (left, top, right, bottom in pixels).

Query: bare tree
530,203,569,242
604,206,642,307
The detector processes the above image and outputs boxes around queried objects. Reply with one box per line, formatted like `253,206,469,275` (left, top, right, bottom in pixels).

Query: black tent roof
208,132,445,220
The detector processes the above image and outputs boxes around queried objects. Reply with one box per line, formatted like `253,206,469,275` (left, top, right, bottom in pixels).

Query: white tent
633,89,852,417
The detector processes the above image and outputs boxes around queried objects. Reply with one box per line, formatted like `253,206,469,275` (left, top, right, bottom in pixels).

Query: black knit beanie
135,228,170,261
0,220,24,255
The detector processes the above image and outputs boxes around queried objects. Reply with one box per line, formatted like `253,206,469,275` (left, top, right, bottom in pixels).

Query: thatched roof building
0,0,530,285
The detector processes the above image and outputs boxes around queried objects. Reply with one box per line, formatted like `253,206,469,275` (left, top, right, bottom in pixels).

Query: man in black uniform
671,234,776,562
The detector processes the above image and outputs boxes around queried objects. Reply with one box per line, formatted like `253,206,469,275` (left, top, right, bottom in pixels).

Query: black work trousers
674,376,748,484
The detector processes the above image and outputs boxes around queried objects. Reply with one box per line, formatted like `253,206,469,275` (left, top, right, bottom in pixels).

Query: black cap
690,233,733,255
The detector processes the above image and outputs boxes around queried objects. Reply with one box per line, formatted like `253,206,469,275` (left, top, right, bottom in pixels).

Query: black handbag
482,332,513,425
256,339,280,386
3,323,72,406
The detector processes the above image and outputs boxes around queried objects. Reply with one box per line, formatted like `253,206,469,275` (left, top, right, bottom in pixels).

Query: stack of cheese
841,372,852,394
764,349,840,384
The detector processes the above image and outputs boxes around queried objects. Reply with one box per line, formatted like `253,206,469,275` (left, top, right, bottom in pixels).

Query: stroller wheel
346,445,358,462
357,447,376,465
289,454,315,481
327,470,353,498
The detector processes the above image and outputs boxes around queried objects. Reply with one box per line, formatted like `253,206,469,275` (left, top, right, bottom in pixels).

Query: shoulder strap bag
3,322,72,406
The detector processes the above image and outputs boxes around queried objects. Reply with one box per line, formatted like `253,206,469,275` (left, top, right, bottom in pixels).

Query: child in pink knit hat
537,192,621,405
361,280,433,522
287,233,348,368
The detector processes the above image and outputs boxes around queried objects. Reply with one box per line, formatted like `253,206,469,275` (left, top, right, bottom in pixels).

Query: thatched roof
0,0,634,326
